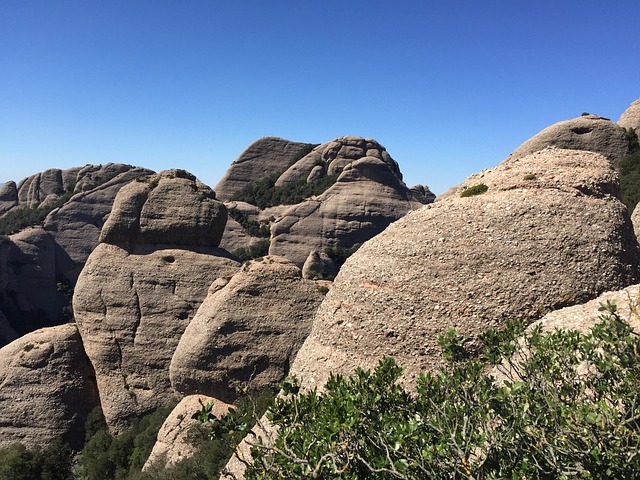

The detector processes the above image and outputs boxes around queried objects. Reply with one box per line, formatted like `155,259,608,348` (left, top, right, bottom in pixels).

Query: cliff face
74,170,241,432
289,146,640,391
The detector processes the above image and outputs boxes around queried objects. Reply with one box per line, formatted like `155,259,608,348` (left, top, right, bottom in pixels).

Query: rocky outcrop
170,256,326,403
0,181,18,215
508,114,631,164
215,137,314,201
290,147,640,390
618,98,640,132
270,155,428,267
74,170,241,431
0,324,99,450
0,228,62,343
302,250,338,280
100,170,226,247
43,167,153,283
143,395,232,471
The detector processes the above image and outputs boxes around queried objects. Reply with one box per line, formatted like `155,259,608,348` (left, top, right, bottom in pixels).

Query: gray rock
0,228,62,341
0,181,18,215
170,256,326,403
143,395,232,471
508,114,631,164
0,324,99,450
618,98,640,133
74,243,240,431
269,156,428,267
100,170,227,248
302,250,338,280
307,165,325,184
215,137,314,201
290,148,640,391
43,167,154,284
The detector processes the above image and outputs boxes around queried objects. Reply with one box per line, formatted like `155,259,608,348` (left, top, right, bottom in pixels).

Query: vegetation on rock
460,183,489,197
228,208,270,238
619,128,640,213
233,239,270,261
0,440,72,480
205,302,640,479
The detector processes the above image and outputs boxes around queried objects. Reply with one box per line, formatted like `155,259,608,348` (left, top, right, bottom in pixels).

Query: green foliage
228,208,270,238
231,172,338,209
625,127,640,153
0,439,73,480
460,183,489,197
75,406,173,480
0,164,135,235
523,172,537,180
619,150,640,213
233,239,270,262
324,244,360,267
227,303,640,479
57,281,74,323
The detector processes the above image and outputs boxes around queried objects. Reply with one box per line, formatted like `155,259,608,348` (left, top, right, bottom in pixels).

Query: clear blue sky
1,1,639,194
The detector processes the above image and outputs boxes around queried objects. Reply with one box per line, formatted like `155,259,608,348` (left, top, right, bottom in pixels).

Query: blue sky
1,1,639,194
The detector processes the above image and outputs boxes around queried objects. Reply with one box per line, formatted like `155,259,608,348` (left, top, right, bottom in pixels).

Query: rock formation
0,181,18,216
170,256,326,403
74,170,241,431
618,98,640,132
507,114,631,164
0,324,99,450
269,154,428,267
0,165,153,344
289,147,640,390
215,137,315,201
143,395,232,471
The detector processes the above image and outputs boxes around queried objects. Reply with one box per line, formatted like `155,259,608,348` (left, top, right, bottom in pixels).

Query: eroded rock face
0,324,99,450
508,114,631,164
75,169,240,431
618,98,640,132
170,256,326,403
290,148,640,390
74,243,239,431
270,156,427,267
215,137,314,201
0,181,18,215
43,167,153,283
143,395,232,471
0,228,62,343
101,170,227,247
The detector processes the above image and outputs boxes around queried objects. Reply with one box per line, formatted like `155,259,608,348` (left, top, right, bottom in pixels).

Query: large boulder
100,170,227,247
290,148,640,390
74,243,240,432
143,395,232,471
618,98,640,132
215,137,314,201
0,324,99,450
269,156,427,267
75,169,240,431
0,181,18,215
170,256,326,403
507,114,631,164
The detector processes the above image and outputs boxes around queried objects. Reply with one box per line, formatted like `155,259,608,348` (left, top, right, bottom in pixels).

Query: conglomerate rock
170,256,326,403
618,98,640,133
289,147,640,390
0,324,99,450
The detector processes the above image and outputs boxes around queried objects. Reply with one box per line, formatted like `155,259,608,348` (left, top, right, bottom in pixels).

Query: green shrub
233,239,270,262
619,150,640,213
523,173,536,180
215,301,640,479
324,244,360,267
228,208,270,238
75,406,173,480
0,439,73,480
460,183,489,197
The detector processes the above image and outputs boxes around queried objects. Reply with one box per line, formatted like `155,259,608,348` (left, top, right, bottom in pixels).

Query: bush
324,244,360,267
75,406,173,480
620,150,640,213
228,208,270,238
233,239,270,262
460,183,488,197
217,301,640,479
0,439,73,480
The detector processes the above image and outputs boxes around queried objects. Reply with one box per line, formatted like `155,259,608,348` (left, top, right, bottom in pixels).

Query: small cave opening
571,127,592,135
